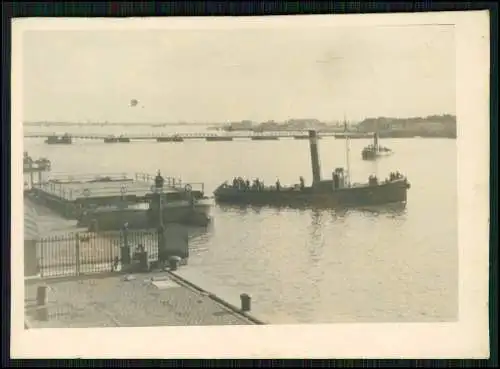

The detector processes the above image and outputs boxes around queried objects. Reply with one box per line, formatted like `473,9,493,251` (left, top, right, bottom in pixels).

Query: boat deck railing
32,181,152,201
46,172,132,183
23,163,51,173
31,172,205,201
134,172,181,187
135,172,205,194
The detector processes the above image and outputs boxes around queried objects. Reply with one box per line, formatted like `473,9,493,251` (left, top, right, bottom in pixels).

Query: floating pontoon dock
28,172,205,219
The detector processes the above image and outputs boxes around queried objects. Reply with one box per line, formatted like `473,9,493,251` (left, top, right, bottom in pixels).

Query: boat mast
374,119,379,152
344,113,351,187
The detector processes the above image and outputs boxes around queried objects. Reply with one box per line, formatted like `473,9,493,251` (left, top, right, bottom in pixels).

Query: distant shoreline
23,115,457,139
23,122,221,127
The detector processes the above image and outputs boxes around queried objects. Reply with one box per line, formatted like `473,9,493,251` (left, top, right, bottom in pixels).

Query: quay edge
166,271,266,325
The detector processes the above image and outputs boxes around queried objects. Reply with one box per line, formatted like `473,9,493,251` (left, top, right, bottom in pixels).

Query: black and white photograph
11,11,489,359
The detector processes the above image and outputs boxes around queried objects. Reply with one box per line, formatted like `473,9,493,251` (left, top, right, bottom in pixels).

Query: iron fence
36,229,158,278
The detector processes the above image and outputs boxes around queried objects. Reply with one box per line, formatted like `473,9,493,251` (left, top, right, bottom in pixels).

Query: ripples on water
24,125,458,324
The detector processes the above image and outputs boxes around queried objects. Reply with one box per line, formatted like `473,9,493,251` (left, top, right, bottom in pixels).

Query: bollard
36,285,49,321
168,256,181,271
75,233,81,275
240,293,251,312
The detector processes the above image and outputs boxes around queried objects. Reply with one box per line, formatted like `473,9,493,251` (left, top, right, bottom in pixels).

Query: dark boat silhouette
45,133,72,145
157,135,184,142
214,130,410,208
104,135,131,143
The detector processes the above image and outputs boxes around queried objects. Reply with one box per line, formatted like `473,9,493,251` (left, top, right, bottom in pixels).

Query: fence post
75,233,81,276
38,171,43,187
121,226,131,265
36,285,49,321
39,239,44,278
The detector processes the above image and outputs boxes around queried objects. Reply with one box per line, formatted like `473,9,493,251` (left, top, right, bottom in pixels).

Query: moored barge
28,172,212,229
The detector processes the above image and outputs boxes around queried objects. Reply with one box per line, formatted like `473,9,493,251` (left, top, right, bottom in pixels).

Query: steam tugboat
361,132,393,160
214,130,410,208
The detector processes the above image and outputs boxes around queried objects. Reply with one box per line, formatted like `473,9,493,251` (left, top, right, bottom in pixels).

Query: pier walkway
25,271,258,327
23,131,363,144
24,193,263,328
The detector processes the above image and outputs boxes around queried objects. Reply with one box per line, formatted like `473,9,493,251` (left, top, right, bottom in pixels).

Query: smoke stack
373,132,379,147
308,130,321,185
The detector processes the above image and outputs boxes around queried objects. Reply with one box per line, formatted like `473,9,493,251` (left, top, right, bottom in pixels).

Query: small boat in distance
213,130,410,208
104,135,131,143
361,132,393,160
45,133,72,145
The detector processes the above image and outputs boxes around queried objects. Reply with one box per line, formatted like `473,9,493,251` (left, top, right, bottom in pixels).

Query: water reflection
356,202,408,218
183,223,214,251
308,210,325,262
217,201,407,218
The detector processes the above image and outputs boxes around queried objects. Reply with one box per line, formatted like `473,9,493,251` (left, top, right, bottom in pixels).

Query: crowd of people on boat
368,175,379,186
231,176,307,191
363,144,391,153
368,171,405,186
389,171,403,181
232,177,264,191
228,171,404,191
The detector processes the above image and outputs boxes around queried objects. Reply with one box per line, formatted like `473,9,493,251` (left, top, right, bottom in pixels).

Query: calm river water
24,125,458,324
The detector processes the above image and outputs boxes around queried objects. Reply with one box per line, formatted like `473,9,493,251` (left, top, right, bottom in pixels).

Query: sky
22,23,455,123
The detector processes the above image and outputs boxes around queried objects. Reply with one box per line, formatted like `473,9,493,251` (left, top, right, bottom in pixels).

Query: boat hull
45,139,72,145
214,179,409,208
78,200,213,231
361,150,393,160
157,201,212,226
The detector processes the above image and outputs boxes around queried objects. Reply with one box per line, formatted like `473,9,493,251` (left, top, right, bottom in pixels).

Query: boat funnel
308,130,322,185
373,132,379,147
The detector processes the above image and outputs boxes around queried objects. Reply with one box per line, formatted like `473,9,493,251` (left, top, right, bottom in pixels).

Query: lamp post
120,183,128,209
154,170,164,227
154,170,165,267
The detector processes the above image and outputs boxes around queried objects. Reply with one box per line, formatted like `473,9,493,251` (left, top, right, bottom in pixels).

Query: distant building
225,120,255,131
356,115,456,136
254,118,327,132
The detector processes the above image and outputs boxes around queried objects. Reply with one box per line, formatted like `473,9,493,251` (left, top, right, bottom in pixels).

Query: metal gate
37,229,158,278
